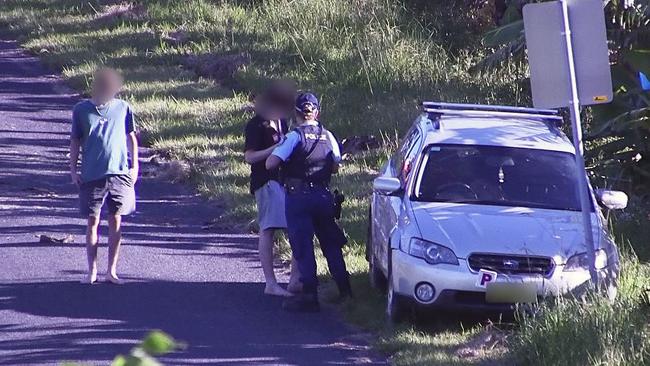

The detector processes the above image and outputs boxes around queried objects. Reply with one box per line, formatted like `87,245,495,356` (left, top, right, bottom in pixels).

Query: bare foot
106,274,123,285
264,284,293,297
287,281,303,294
81,272,97,284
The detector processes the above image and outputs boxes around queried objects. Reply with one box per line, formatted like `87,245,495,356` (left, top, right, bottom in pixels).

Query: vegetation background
0,0,648,365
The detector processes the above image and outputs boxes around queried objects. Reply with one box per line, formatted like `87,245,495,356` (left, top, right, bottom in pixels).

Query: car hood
411,202,601,262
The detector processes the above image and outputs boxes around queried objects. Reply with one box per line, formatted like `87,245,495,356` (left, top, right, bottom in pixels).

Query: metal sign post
559,0,598,288
524,0,613,288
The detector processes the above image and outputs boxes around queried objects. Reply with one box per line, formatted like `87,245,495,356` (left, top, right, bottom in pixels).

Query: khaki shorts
254,180,287,231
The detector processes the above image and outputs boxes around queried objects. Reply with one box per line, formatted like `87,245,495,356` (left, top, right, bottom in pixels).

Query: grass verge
2,1,649,365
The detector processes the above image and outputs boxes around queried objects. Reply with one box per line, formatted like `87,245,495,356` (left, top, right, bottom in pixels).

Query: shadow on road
0,281,370,365
0,38,385,365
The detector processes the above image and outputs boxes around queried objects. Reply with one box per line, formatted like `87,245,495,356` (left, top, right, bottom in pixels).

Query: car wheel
386,253,409,323
368,210,387,291
365,207,372,262
370,248,387,292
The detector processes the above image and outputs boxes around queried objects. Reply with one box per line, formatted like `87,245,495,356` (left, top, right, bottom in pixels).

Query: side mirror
595,189,628,210
373,177,403,196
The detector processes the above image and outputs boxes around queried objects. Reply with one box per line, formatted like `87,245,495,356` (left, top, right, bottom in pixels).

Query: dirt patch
454,324,511,365
157,160,191,183
183,53,251,85
162,28,190,45
139,153,191,183
341,135,381,157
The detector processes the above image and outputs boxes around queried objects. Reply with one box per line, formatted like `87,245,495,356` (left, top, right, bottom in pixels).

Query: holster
333,189,345,220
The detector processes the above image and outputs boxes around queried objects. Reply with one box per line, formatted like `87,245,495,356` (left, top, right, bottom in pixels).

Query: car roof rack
422,102,564,127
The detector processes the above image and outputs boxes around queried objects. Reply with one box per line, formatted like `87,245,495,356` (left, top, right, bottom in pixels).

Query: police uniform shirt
271,120,342,163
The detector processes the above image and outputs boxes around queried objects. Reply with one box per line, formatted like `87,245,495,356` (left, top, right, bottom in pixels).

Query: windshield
413,145,584,211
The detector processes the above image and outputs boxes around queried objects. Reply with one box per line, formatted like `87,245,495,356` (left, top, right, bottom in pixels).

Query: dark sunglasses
297,102,317,115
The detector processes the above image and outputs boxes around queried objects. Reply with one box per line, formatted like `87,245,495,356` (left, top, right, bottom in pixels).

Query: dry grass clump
94,2,147,23
183,53,251,84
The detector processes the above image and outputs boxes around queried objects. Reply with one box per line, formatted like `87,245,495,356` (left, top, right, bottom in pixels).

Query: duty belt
284,178,328,193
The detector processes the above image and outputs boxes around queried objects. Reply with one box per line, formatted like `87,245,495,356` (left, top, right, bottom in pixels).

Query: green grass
512,248,650,366
2,1,649,365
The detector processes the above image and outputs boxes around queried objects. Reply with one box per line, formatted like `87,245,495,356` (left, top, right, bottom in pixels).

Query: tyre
365,207,372,262
369,247,388,291
386,253,409,323
367,209,387,291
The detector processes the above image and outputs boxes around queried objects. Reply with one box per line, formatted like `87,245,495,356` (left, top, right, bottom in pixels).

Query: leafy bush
113,331,181,366
62,331,181,366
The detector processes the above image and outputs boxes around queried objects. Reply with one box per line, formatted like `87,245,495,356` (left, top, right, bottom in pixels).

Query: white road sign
524,0,612,109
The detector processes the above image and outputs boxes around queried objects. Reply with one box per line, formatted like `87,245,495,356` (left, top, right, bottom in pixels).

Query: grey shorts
254,180,287,231
79,174,136,217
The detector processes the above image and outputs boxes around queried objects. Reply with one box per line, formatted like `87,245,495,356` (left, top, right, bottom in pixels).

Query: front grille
467,253,554,276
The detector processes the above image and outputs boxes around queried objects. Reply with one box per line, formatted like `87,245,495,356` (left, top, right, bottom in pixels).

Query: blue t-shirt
71,99,136,182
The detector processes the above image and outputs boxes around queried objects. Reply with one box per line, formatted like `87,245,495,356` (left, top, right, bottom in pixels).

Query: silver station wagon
367,103,627,321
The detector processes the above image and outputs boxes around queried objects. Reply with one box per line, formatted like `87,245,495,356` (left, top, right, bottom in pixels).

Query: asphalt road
0,39,385,366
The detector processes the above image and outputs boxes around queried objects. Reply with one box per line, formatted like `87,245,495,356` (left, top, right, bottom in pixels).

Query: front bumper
391,249,615,311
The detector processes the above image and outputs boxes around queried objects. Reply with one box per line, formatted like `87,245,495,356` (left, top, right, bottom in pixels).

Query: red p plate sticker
476,269,498,289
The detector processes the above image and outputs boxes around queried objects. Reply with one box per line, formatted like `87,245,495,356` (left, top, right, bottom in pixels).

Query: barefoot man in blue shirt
69,68,138,285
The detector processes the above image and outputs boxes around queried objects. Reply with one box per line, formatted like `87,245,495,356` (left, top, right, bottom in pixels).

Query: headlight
564,249,608,272
407,238,459,265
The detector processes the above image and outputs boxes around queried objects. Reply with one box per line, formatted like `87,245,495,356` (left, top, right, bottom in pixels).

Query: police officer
266,93,352,312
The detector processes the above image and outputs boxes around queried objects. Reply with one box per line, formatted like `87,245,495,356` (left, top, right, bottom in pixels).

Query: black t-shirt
244,115,289,194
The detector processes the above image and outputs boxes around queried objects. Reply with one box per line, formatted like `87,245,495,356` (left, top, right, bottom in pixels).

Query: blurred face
267,81,296,113
91,68,123,104
256,98,285,120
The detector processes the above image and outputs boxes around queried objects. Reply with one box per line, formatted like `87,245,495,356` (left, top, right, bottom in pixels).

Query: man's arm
244,144,277,164
70,107,83,185
266,154,283,171
127,131,139,182
243,118,271,165
70,138,82,185
266,131,300,170
125,106,139,182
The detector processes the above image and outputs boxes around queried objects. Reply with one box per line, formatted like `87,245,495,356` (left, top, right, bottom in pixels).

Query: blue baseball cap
295,92,320,114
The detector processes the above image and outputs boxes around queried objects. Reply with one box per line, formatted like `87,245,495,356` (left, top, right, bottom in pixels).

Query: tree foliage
111,331,182,366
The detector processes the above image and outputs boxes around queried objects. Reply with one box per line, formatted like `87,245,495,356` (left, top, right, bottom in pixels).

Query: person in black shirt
244,81,300,296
